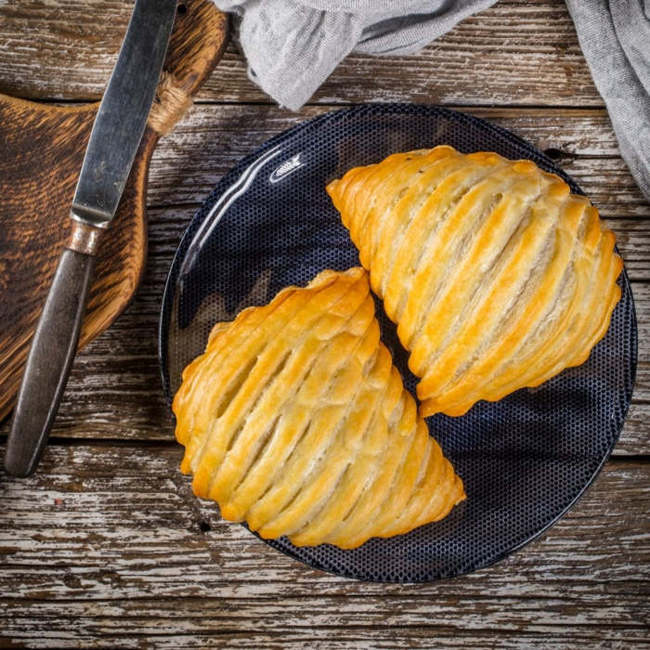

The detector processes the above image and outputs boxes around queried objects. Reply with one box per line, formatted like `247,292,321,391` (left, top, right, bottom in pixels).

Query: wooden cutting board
0,0,228,421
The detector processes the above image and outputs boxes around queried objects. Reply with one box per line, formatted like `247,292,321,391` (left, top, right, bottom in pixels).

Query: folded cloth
214,0,497,110
566,0,650,201
215,0,650,201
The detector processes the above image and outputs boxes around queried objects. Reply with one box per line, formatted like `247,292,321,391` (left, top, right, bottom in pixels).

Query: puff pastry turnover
173,267,465,549
327,145,622,417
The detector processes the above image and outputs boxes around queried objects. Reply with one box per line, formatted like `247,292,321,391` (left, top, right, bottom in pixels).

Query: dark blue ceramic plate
159,104,637,582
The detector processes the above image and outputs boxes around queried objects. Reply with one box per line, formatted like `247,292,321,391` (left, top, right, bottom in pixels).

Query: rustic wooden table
1,1,649,647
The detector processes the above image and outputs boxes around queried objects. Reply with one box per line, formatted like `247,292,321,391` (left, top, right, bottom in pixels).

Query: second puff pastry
327,145,622,417
173,267,465,549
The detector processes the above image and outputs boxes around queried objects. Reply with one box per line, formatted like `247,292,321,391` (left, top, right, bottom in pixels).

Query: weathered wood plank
144,105,650,218
2,630,648,650
1,599,649,649
164,105,626,159
0,444,647,650
3,595,648,630
0,445,648,598
0,0,602,107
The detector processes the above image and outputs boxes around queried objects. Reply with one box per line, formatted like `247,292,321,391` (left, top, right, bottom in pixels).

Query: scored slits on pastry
327,145,622,417
173,267,465,549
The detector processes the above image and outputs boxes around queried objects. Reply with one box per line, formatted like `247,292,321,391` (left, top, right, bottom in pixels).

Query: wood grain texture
0,444,648,648
0,95,151,422
0,0,228,421
142,105,650,218
1,604,649,649
0,0,603,108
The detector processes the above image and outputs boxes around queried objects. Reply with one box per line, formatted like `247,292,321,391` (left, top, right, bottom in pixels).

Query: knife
4,0,178,477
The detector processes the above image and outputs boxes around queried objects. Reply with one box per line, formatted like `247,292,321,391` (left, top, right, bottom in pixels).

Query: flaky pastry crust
173,267,465,548
327,145,622,416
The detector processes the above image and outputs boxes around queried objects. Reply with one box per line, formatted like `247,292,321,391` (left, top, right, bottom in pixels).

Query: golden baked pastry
173,267,465,549
327,145,622,417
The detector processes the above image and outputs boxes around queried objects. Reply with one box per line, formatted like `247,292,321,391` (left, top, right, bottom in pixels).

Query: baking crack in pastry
173,267,465,549
327,145,622,416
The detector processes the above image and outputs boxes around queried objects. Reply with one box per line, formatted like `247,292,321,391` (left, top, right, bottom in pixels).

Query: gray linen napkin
215,0,497,110
215,0,650,200
566,0,650,201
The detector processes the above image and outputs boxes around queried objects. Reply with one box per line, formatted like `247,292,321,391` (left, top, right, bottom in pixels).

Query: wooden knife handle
4,226,100,477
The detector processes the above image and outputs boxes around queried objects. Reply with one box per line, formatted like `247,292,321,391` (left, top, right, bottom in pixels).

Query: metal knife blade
72,0,177,227
4,0,177,477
